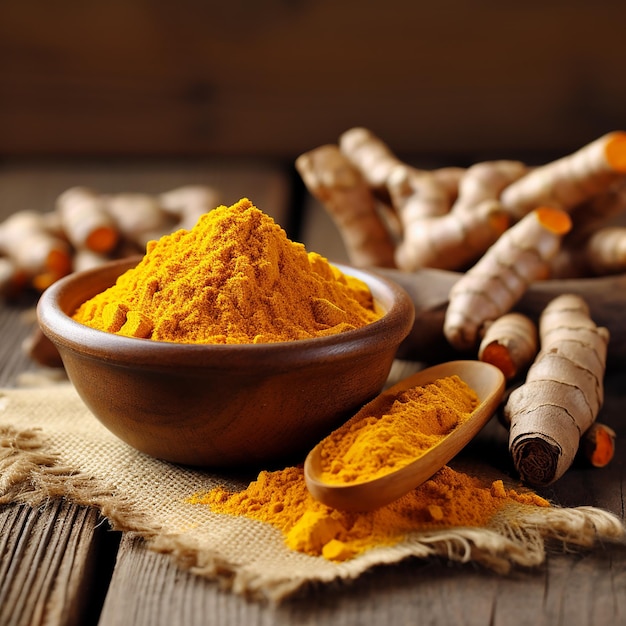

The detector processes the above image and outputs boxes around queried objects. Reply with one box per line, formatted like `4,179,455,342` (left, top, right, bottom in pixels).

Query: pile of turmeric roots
297,128,625,486
0,184,221,298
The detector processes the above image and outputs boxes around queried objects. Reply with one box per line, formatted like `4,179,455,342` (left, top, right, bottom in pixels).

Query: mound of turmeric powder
72,198,382,343
191,464,549,562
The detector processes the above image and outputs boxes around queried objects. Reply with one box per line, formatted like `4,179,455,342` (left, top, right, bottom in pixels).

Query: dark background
2,0,625,165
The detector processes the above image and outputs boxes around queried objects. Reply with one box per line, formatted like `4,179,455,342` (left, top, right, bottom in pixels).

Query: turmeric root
548,175,626,278
478,312,538,380
500,131,626,220
295,144,396,267
504,294,609,486
583,226,626,275
453,160,528,214
386,165,461,223
581,422,616,468
336,128,509,270
105,192,176,248
0,257,26,297
550,225,626,278
298,128,626,279
0,183,226,303
393,160,528,271
338,127,404,193
394,198,510,271
157,185,221,231
444,207,572,351
56,187,120,253
0,210,72,290
566,177,626,242
306,129,464,269
339,127,457,225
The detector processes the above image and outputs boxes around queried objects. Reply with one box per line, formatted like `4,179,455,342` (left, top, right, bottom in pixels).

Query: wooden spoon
304,360,506,511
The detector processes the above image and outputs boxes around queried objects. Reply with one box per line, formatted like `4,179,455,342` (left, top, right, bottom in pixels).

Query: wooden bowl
37,258,415,468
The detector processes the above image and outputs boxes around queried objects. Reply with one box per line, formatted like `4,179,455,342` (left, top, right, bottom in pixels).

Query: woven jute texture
1,381,624,602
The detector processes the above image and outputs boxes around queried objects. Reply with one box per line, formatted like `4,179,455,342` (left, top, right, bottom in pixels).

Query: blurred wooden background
2,0,626,163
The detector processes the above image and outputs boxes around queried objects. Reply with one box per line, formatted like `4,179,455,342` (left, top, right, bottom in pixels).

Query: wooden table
1,161,625,626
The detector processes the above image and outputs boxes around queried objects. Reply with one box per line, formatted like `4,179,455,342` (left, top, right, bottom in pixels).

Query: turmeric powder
192,465,549,562
316,375,478,484
191,374,550,562
73,198,382,343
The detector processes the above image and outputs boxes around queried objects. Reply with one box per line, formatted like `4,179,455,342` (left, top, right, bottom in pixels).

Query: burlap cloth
1,370,625,602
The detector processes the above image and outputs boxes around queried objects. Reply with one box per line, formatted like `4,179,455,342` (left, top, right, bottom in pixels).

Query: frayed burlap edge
150,503,625,602
0,425,161,537
1,422,625,604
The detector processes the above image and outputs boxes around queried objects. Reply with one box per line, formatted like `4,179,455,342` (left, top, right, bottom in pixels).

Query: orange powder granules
72,198,382,344
191,464,550,562
316,375,479,485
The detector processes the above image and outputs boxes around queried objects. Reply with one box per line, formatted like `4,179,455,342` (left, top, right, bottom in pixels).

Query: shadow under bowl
37,258,415,468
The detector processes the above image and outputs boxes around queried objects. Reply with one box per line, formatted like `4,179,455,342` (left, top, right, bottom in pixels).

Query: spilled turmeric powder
191,375,549,562
72,198,382,343
318,375,479,484
191,464,549,562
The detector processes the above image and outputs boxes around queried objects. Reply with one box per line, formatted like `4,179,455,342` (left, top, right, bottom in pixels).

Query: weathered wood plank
0,304,40,387
97,533,626,626
0,501,119,626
